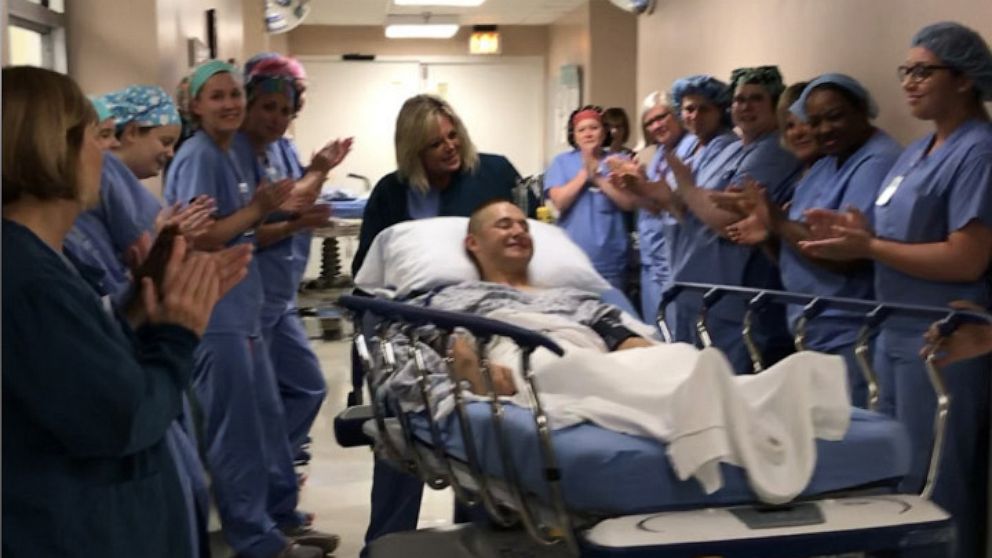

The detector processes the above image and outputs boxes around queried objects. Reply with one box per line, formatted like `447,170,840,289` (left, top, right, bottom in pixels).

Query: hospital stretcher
333,284,991,557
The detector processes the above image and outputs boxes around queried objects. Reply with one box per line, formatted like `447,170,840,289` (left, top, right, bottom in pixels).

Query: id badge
875,176,903,206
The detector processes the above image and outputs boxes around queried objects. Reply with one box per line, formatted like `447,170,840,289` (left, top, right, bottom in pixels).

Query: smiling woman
543,105,638,291
352,93,524,548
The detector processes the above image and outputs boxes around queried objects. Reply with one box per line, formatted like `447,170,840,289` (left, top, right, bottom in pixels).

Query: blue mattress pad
410,404,911,515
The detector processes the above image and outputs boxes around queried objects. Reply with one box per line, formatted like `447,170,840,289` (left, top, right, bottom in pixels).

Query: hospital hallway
210,332,455,558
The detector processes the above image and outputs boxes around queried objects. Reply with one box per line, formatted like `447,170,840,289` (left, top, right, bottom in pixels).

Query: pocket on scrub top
882,191,945,242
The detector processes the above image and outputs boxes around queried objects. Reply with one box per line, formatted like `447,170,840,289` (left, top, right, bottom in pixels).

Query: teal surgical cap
90,96,113,123
189,59,241,99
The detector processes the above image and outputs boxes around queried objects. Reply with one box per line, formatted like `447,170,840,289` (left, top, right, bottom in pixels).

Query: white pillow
355,216,611,298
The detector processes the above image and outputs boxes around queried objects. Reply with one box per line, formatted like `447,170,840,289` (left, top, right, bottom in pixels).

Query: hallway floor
210,336,454,558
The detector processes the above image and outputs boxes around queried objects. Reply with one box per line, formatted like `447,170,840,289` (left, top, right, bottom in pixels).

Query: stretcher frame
336,283,990,557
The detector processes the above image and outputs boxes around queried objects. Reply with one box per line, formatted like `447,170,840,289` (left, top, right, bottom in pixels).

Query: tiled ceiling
305,0,588,26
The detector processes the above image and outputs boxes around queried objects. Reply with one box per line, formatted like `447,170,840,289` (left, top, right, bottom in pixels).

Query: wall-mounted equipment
265,0,311,34
608,0,656,15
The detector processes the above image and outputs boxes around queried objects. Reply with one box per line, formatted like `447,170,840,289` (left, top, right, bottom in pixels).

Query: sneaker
282,526,340,555
276,543,324,558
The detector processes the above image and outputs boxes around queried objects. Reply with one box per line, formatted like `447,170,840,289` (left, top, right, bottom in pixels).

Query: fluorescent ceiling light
393,0,485,6
385,14,459,39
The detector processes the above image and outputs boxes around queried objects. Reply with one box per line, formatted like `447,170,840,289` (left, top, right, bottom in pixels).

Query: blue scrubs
871,119,992,558
780,130,902,406
669,131,802,373
277,139,316,288
639,133,699,324
257,138,327,458
63,152,208,557
64,153,162,305
165,130,301,558
544,150,629,290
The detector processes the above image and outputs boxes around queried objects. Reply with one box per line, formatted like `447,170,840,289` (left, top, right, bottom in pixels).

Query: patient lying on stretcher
375,201,853,504
446,199,653,394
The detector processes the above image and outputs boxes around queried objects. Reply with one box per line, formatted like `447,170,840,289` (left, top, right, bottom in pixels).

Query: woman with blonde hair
352,93,522,551
352,94,521,276
1,65,238,558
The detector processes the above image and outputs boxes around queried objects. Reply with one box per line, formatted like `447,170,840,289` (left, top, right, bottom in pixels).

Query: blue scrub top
164,129,264,335
64,153,163,305
275,138,315,288
96,153,163,252
544,149,628,279
256,137,309,316
873,119,992,318
638,133,699,269
669,132,801,296
780,129,902,349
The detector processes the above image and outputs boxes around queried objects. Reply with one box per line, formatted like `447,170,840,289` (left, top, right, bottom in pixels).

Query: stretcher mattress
411,405,911,515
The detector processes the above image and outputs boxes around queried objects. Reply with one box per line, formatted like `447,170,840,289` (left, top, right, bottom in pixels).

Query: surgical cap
729,66,785,100
245,75,298,108
248,56,307,81
244,52,281,77
244,54,303,111
912,22,992,101
188,59,241,99
789,73,879,121
670,75,731,110
90,96,113,123
102,85,182,129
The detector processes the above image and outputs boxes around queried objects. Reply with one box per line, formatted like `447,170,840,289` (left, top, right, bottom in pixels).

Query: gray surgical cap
912,21,992,101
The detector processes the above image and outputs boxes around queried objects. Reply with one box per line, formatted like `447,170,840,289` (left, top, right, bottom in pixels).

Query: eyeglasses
897,64,954,83
644,112,672,127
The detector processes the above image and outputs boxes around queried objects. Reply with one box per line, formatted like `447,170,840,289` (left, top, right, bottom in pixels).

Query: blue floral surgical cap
912,22,992,101
670,75,732,109
101,85,182,129
790,73,879,121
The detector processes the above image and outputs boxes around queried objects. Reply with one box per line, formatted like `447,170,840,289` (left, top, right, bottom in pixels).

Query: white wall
636,0,992,145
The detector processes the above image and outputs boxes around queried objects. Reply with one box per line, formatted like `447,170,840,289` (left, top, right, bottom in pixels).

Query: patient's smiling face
465,201,533,281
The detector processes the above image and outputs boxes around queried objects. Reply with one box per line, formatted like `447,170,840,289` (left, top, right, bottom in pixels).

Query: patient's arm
616,337,653,351
450,336,517,396
589,307,650,351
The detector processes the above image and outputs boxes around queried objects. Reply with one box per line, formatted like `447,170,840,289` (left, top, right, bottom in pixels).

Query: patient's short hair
2,66,97,204
467,198,516,234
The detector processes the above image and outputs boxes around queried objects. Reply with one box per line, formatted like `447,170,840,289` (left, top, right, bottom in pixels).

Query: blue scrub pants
673,296,751,373
262,307,327,456
641,264,681,334
193,333,302,558
874,325,990,558
600,271,626,293
797,320,871,409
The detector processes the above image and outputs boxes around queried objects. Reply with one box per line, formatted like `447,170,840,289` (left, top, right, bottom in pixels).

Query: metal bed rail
338,294,579,555
658,281,991,500
339,288,989,556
